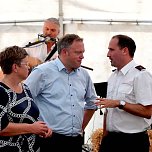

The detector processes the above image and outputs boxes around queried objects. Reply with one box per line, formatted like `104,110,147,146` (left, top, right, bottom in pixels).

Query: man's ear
122,47,128,55
12,63,18,73
62,48,67,55
58,29,60,35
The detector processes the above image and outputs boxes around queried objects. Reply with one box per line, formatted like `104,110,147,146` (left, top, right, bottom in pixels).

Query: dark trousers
40,132,83,152
99,131,150,152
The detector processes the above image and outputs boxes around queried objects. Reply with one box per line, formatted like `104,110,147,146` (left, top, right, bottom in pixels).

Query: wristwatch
118,100,126,109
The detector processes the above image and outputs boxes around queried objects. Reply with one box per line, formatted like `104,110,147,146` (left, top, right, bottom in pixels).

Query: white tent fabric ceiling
1,0,152,22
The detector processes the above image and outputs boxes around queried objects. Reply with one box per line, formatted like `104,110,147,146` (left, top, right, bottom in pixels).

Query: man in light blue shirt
24,34,97,152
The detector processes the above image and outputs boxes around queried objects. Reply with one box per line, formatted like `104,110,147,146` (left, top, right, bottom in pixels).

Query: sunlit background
1,0,152,145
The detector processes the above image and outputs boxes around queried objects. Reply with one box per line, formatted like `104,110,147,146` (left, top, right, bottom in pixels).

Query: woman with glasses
0,45,52,152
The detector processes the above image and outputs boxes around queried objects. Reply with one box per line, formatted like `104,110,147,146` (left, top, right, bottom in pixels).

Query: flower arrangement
90,128,152,152
148,130,152,152
90,128,103,152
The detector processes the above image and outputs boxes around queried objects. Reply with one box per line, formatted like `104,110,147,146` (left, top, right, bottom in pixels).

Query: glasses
20,62,29,67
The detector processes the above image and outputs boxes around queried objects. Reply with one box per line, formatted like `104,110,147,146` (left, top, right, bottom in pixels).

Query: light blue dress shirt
24,58,97,136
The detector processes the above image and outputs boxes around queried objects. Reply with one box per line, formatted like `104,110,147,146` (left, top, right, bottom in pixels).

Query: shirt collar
120,60,137,75
54,58,79,73
54,58,65,71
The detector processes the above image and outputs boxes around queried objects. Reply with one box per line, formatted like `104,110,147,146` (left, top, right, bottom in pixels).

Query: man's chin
76,66,80,69
111,64,115,67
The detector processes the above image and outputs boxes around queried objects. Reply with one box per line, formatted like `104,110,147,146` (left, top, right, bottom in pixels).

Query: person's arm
24,68,45,98
0,121,52,137
82,109,95,131
95,99,152,119
102,109,108,137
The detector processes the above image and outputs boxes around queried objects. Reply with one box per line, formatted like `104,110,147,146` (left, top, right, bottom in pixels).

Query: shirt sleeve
0,87,9,130
134,71,152,105
84,73,98,110
24,67,46,99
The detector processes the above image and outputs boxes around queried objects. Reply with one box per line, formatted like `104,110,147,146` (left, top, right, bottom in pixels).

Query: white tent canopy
1,0,152,21
1,0,152,145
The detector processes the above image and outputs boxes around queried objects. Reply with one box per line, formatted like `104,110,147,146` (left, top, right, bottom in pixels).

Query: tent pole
59,0,64,37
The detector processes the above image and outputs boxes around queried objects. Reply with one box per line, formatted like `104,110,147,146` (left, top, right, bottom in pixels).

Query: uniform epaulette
112,69,116,72
135,65,146,71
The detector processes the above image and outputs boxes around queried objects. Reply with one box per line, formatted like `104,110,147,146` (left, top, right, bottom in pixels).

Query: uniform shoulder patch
135,65,146,71
112,69,116,72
